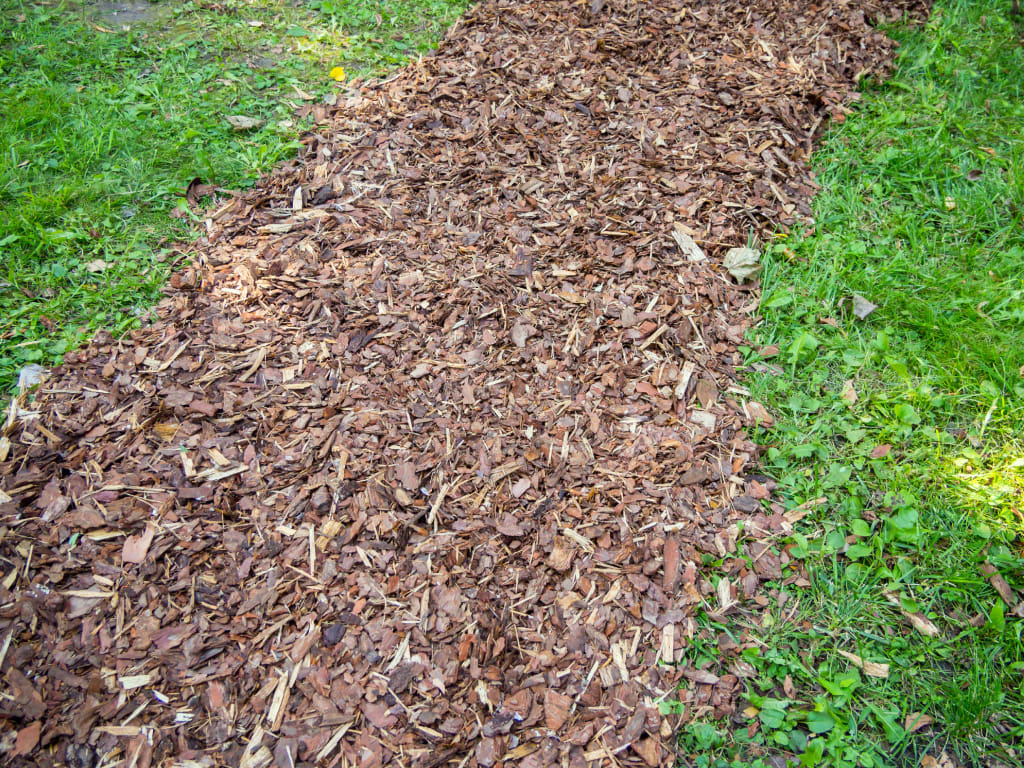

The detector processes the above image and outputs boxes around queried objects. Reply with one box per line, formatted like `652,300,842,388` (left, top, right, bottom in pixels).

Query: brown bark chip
0,0,924,765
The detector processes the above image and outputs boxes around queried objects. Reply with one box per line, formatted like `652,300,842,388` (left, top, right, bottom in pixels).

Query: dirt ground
0,1,922,765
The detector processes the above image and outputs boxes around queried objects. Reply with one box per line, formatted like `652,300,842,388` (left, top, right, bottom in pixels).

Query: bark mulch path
0,1,920,766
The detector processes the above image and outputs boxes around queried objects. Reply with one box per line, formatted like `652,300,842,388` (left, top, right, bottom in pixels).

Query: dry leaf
17,364,45,389
852,293,878,320
510,322,536,348
980,562,1016,607
836,650,889,678
510,476,531,498
695,378,718,408
745,400,774,427
840,379,858,406
783,674,795,698
904,712,934,733
547,538,574,572
920,752,957,768
723,247,762,282
783,496,827,523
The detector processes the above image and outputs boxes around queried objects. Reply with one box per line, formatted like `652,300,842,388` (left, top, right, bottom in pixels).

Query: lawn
0,0,469,395
676,1,1024,766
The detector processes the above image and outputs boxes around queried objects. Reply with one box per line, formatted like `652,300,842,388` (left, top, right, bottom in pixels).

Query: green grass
0,0,469,394
676,2,1024,767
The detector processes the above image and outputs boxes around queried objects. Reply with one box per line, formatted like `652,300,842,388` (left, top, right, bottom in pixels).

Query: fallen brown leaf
980,561,1017,608
840,379,858,406
836,650,889,678
544,689,572,731
884,591,940,637
904,711,934,733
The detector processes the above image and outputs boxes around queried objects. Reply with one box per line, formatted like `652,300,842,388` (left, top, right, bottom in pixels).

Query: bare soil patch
1,1,920,765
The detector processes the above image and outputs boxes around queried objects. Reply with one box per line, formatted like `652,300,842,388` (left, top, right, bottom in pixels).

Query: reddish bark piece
980,562,1017,607
683,668,720,685
396,461,418,491
5,670,45,720
206,681,226,710
12,721,41,757
475,737,499,768
663,537,681,593
633,737,663,767
121,523,156,564
495,514,525,537
152,624,194,651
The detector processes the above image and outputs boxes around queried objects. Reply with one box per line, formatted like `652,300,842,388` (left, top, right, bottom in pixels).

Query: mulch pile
0,1,922,766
